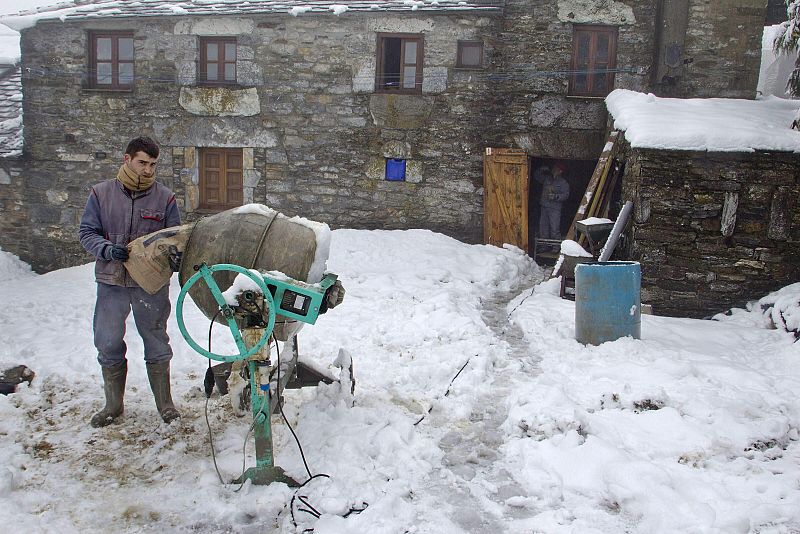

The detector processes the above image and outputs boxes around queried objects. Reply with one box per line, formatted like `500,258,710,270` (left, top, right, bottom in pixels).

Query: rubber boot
212,362,232,396
146,361,181,424
90,360,127,428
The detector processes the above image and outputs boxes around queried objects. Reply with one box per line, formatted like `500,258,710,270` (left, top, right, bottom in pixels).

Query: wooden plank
483,149,528,252
566,130,620,242
491,156,530,164
485,148,526,156
598,159,623,219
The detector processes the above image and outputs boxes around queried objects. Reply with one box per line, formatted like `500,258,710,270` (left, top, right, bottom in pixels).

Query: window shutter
200,148,244,211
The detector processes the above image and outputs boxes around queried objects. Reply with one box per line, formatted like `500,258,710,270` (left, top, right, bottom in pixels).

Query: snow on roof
0,65,22,159
0,24,19,65
606,88,800,153
0,0,502,31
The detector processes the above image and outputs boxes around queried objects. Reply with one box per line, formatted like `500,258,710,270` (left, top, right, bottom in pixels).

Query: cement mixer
124,204,348,486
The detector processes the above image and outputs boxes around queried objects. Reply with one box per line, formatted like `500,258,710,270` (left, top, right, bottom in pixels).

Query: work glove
106,244,129,262
167,245,183,272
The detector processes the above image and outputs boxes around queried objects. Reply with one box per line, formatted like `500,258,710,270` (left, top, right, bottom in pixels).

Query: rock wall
681,0,765,98
622,146,800,318
0,1,768,273
10,11,501,271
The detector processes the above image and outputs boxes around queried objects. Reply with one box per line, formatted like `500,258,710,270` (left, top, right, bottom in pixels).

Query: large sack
125,224,193,294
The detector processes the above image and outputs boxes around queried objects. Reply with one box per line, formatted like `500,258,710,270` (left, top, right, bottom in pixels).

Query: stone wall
488,0,656,160
0,1,768,273
11,11,501,271
681,0,765,98
621,146,800,318
650,0,766,98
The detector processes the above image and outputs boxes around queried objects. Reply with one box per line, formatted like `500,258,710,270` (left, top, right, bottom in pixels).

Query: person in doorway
79,136,182,427
536,162,570,239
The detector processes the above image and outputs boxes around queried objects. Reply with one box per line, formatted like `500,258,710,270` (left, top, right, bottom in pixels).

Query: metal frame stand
232,329,300,487
533,237,561,263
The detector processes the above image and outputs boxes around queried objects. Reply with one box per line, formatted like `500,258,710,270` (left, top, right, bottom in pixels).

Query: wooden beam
566,130,620,243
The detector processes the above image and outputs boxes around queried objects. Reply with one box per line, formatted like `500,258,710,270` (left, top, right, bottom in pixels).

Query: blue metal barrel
574,261,641,345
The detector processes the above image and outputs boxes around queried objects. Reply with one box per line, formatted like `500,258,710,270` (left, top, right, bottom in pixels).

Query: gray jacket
79,178,180,287
539,175,570,209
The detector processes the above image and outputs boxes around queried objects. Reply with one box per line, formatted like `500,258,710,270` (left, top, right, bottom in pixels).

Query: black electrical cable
204,308,228,485
199,300,368,523
274,339,315,480
201,306,263,491
278,338,368,531
289,473,368,529
297,495,322,518
507,285,537,318
413,355,474,426
289,474,331,527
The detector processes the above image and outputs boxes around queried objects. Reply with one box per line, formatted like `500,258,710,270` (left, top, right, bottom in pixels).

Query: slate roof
3,0,502,26
0,65,22,159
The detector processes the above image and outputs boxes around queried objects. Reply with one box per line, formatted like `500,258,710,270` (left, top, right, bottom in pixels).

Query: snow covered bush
755,283,800,339
716,282,800,340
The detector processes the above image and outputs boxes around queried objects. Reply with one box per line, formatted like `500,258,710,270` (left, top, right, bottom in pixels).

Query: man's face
124,151,158,178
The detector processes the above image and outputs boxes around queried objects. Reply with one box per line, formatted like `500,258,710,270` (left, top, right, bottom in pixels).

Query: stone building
0,0,780,316
610,92,800,318
624,147,800,318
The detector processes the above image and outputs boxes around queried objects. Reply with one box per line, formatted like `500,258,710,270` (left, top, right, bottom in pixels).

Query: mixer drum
178,206,328,340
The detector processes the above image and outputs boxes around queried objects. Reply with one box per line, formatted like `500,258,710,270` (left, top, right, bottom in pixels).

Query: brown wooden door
484,148,529,252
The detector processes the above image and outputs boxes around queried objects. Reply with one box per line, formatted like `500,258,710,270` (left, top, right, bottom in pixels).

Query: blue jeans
539,205,563,239
93,283,173,367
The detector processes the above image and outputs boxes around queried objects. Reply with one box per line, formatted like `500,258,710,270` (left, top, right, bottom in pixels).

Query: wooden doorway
483,148,529,252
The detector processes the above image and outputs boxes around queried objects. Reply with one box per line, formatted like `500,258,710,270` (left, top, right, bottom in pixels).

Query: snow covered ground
1,229,798,533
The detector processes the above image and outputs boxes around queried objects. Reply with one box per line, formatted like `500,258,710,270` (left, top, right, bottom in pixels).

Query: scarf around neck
117,163,155,192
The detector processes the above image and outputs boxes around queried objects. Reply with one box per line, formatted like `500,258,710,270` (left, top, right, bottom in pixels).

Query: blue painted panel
386,158,406,181
575,261,641,345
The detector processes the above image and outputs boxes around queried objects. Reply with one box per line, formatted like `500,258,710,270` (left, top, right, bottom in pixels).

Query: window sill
566,94,609,100
195,82,243,89
375,90,423,95
82,87,134,93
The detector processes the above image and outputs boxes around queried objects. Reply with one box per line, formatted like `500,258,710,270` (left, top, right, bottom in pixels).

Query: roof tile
4,0,502,25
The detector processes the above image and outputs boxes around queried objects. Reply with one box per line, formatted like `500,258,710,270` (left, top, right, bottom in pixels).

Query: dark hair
125,136,160,159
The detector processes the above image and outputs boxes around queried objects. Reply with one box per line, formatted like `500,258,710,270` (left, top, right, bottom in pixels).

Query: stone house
0,0,779,315
607,92,800,318
623,146,799,318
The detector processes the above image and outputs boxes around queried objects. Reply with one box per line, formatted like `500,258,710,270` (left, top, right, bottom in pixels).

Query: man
536,162,570,239
79,136,182,427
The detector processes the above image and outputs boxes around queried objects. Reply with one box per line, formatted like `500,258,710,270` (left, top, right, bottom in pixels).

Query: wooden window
456,40,484,69
376,33,423,93
199,37,237,85
569,25,618,97
199,148,243,211
88,31,134,89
